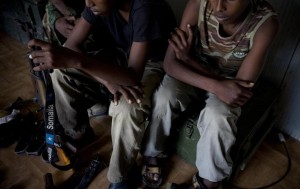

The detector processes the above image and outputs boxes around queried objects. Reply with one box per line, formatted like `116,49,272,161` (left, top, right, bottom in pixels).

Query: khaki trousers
52,59,164,183
142,75,241,182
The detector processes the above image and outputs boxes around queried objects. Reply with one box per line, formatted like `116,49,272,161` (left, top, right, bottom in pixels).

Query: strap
44,74,75,171
28,47,74,170
44,71,59,163
26,10,73,170
50,136,74,171
142,165,161,175
76,154,105,189
51,159,74,171
192,174,209,189
28,47,59,163
192,175,201,189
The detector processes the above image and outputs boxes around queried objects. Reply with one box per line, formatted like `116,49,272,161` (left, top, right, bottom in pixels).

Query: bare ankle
202,179,220,189
145,156,158,165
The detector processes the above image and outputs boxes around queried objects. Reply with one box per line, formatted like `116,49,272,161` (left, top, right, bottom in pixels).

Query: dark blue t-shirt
82,0,176,61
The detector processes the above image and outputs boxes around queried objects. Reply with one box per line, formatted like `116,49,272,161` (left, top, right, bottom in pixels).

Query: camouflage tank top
195,0,277,77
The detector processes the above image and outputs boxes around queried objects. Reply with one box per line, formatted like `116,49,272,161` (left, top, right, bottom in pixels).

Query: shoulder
180,0,201,28
254,0,277,14
183,0,201,10
254,15,279,44
132,0,171,10
131,0,175,21
249,14,279,59
253,0,279,43
246,0,278,49
253,0,278,23
132,0,154,9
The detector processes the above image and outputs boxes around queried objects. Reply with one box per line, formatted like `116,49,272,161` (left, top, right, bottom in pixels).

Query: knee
153,86,177,111
198,105,239,135
50,69,69,88
50,69,61,84
51,69,68,80
156,82,173,99
110,97,145,120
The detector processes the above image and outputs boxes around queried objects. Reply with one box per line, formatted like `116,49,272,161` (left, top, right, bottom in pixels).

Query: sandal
141,157,163,188
166,183,196,189
192,174,208,189
167,173,220,189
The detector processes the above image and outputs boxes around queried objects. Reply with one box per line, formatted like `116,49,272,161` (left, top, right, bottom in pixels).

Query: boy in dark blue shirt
28,0,176,188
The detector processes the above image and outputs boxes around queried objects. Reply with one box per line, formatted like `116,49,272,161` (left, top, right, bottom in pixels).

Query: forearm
63,18,91,53
234,15,279,85
164,53,219,94
181,55,222,80
177,67,218,93
63,42,83,53
76,56,139,86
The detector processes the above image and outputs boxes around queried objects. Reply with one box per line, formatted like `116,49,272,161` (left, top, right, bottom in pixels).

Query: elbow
163,57,176,76
163,55,171,73
163,47,177,76
64,40,83,53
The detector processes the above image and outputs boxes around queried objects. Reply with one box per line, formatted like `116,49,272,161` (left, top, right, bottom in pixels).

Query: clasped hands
105,82,144,106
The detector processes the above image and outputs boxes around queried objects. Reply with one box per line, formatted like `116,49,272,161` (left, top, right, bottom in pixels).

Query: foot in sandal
141,156,163,188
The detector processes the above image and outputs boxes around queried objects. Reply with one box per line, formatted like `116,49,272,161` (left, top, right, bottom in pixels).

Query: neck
219,4,251,37
118,0,131,22
117,0,131,11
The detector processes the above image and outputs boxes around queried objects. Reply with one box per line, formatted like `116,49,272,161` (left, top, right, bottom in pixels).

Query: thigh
198,93,241,134
154,74,202,109
141,61,165,103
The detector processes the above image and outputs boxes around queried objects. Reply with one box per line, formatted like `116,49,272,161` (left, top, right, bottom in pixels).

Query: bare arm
168,25,222,79
79,41,148,85
97,41,148,104
28,38,149,87
164,0,278,107
235,15,279,83
63,17,92,52
164,0,218,92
